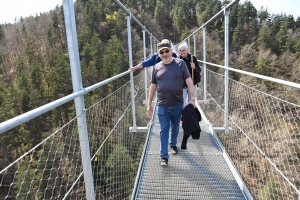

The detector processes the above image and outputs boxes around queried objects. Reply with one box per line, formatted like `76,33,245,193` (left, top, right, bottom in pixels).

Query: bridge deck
133,107,247,199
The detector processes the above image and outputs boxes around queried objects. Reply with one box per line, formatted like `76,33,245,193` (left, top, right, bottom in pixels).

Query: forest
0,0,300,198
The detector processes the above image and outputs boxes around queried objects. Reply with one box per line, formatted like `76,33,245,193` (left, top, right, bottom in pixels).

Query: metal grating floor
133,111,247,200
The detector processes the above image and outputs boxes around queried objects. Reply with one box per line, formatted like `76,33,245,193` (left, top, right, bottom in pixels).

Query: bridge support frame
63,0,95,199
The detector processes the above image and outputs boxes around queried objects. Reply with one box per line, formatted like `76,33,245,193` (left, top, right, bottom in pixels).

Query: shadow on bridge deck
133,106,247,199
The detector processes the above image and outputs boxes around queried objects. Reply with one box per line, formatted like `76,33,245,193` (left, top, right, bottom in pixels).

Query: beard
161,56,171,63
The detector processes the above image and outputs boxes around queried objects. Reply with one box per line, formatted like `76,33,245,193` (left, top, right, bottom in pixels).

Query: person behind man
147,39,196,167
178,42,201,106
130,44,177,72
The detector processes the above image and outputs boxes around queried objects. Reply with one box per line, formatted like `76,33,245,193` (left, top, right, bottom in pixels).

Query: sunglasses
159,49,170,54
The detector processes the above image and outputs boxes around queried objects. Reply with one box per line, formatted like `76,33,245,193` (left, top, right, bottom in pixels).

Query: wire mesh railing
0,71,151,199
199,67,300,199
1,59,299,199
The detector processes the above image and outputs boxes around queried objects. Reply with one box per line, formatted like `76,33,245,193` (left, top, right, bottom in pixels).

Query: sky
0,0,299,24
0,0,64,24
240,0,299,18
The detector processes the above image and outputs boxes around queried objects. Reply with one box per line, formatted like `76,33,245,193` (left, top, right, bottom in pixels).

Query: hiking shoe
170,146,178,154
160,158,168,167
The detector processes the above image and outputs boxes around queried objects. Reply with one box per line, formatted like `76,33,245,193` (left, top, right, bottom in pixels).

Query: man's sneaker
160,158,168,167
170,146,178,154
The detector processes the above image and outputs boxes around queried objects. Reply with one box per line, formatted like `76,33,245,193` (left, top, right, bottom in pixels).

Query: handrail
199,60,300,89
0,70,130,135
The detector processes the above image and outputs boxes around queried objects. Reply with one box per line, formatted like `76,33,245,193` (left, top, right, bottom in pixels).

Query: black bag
191,55,201,84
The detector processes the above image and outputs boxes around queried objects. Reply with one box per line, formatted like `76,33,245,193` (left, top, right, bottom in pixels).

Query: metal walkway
133,107,247,199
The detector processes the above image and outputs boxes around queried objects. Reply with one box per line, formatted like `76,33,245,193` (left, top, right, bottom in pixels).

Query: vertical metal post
63,0,95,199
203,27,207,101
150,36,153,55
142,28,148,102
126,14,137,129
149,36,153,77
150,36,154,79
193,34,196,56
224,9,230,133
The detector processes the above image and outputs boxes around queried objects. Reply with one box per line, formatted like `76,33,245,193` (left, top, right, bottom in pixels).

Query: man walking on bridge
147,39,196,167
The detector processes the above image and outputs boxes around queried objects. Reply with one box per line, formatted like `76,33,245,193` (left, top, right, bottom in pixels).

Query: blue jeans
157,103,183,159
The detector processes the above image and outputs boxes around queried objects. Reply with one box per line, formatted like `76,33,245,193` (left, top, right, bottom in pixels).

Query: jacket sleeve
141,54,157,67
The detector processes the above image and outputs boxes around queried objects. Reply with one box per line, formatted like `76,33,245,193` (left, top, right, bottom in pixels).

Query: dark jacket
180,53,201,86
181,104,201,139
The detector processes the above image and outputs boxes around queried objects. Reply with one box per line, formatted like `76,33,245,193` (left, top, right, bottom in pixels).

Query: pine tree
196,2,210,27
49,48,72,126
0,74,6,122
0,24,4,41
255,56,269,76
294,36,300,60
47,12,59,48
80,31,103,88
258,8,269,26
295,17,300,30
104,144,135,198
172,5,186,38
276,21,288,53
21,24,27,38
15,57,30,113
103,35,128,93
83,0,103,32
239,1,258,44
154,0,166,27
257,26,274,50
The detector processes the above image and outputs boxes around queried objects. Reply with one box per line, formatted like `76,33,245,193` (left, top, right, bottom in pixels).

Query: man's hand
189,99,196,108
129,64,142,72
147,83,156,116
147,104,153,116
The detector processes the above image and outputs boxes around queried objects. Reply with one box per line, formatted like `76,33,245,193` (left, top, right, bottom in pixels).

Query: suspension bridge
1,0,300,199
